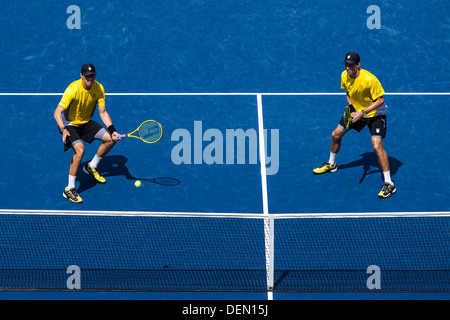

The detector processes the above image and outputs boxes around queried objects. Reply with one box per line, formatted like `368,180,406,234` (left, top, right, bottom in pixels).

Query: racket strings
138,122,162,142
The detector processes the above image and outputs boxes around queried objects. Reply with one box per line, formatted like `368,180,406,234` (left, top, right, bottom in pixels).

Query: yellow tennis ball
135,180,142,188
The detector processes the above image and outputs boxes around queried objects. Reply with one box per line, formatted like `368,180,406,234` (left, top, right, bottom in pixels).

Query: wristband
59,127,66,133
361,110,367,116
108,125,116,134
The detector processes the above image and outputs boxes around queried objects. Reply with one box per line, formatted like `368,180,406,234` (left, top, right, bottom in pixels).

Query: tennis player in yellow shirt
54,63,121,203
313,52,396,199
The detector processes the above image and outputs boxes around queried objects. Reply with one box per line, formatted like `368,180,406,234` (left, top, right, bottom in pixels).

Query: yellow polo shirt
59,79,106,126
341,69,385,118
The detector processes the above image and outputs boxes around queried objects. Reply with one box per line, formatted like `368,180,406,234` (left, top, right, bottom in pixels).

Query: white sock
383,171,393,185
89,154,102,169
68,175,76,190
328,152,337,165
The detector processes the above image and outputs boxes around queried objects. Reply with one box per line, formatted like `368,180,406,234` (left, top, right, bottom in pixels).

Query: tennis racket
118,120,163,143
343,105,352,129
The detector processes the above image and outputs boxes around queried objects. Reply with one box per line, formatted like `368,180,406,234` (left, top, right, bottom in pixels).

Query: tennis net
0,210,449,292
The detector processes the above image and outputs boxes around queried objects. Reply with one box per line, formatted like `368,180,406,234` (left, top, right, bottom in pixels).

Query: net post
264,215,275,298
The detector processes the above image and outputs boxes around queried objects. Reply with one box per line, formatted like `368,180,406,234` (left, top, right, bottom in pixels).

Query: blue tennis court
0,0,449,301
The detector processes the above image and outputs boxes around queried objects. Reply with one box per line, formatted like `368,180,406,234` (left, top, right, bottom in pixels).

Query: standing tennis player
54,63,121,203
313,52,396,198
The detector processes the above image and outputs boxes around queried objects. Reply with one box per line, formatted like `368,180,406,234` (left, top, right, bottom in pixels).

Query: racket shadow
77,155,180,194
338,152,403,184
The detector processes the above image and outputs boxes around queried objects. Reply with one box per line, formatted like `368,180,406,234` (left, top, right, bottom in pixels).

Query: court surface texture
0,0,449,300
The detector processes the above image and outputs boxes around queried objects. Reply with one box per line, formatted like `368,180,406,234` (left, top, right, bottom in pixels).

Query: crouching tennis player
312,52,396,199
54,63,121,203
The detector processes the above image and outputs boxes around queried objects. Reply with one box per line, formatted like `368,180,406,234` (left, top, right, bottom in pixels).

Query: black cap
81,63,97,76
343,52,360,64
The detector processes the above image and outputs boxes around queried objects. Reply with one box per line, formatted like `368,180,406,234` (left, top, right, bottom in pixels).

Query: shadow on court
77,155,180,195
338,152,403,184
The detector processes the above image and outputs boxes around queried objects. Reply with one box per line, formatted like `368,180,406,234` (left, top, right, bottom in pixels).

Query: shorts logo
376,128,380,133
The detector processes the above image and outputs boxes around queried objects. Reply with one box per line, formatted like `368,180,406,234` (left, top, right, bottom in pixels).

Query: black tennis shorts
61,120,107,151
339,114,387,138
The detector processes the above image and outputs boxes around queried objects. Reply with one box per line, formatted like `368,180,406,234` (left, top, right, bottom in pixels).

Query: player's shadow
338,152,403,184
77,155,180,194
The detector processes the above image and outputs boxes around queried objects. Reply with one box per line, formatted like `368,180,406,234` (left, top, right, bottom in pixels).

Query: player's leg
63,141,84,203
313,125,347,174
372,136,396,198
69,141,85,177
330,125,346,155
369,115,396,198
95,130,115,159
371,136,390,173
83,123,113,183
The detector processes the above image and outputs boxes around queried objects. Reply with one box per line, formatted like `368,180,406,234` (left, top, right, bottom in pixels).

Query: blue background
0,0,449,299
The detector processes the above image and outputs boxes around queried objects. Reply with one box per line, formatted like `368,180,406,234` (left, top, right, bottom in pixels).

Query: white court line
256,94,274,301
0,209,449,218
257,94,269,216
0,92,450,96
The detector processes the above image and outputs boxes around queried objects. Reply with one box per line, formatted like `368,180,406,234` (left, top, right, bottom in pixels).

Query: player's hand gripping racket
118,120,163,143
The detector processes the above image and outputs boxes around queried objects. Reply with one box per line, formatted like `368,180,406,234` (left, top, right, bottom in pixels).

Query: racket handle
118,134,127,138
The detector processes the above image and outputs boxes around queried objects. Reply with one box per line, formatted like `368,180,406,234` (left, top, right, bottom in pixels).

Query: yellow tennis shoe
378,182,396,199
63,187,83,203
313,162,337,174
83,162,106,184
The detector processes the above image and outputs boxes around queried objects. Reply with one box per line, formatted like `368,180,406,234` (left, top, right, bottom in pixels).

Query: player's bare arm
98,106,121,141
54,105,70,142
